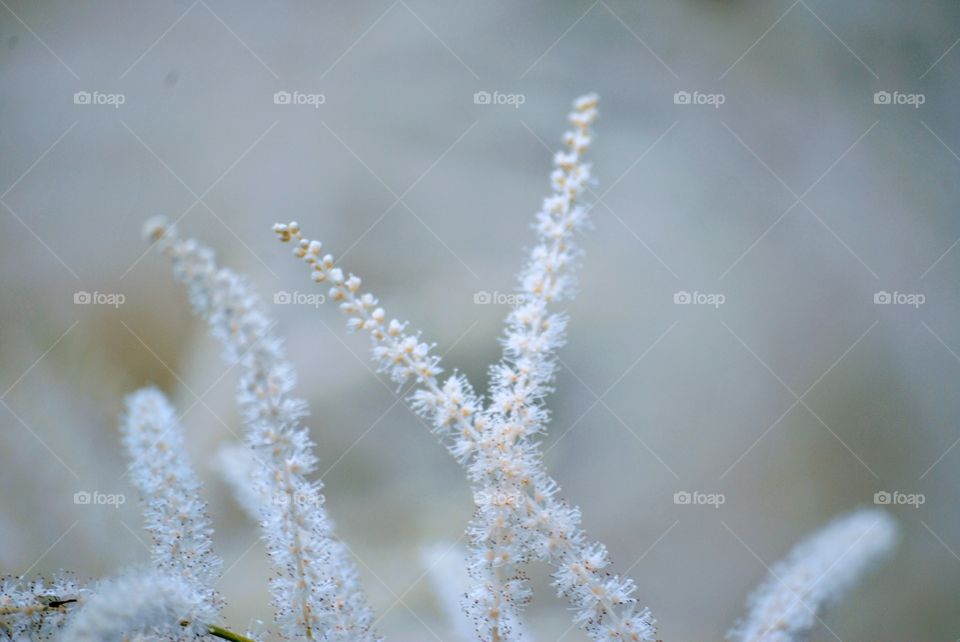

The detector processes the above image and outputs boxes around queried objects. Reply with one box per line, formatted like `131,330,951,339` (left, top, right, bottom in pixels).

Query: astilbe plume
274,93,657,642
59,570,214,642
728,508,898,642
467,93,651,641
120,387,223,612
142,218,378,641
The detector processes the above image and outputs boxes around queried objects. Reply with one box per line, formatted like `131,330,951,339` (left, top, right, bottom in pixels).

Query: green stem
208,624,257,642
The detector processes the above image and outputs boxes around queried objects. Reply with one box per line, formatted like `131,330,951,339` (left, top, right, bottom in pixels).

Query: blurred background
2,1,959,640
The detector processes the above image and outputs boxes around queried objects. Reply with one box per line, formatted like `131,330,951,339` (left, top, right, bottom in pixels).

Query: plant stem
208,624,257,642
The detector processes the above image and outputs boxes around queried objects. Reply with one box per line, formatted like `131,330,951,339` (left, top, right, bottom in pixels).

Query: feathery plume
496,90,596,400
145,219,377,641
275,94,657,641
462,91,655,642
728,508,898,642
120,387,223,611
60,570,214,642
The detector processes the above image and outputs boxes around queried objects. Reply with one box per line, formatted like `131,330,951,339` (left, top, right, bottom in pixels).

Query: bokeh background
2,1,959,640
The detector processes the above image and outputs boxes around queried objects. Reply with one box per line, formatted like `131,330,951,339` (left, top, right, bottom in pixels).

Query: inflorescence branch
274,93,657,642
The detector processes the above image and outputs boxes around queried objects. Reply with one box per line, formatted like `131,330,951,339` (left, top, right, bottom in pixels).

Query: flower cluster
120,387,223,612
144,218,378,641
728,508,898,642
60,570,214,642
0,573,86,640
275,94,657,641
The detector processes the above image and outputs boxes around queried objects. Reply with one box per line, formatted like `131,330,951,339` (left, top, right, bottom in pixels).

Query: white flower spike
61,570,215,642
147,219,378,642
121,386,223,612
729,508,898,642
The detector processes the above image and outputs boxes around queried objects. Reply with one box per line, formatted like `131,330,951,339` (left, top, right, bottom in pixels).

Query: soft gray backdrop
1,1,959,640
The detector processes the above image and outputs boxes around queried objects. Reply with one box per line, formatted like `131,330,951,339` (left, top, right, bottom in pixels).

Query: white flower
0,572,87,639
728,508,898,642
121,387,223,612
147,220,378,641
60,570,214,642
